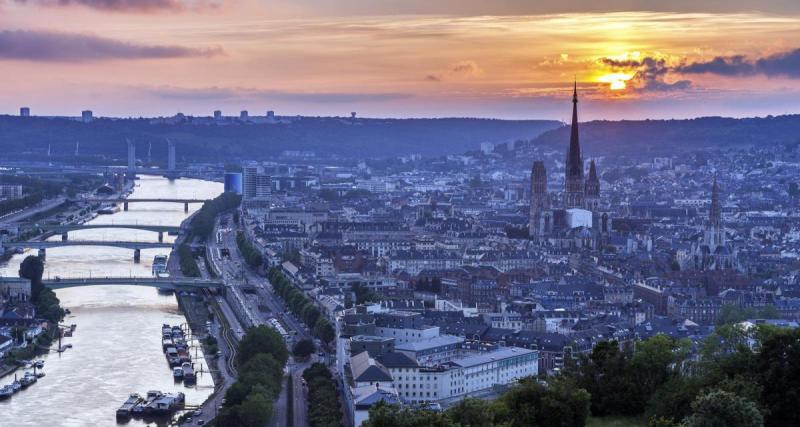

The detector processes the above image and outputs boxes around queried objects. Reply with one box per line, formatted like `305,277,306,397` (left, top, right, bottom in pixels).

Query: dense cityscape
3,2,800,427
0,83,798,426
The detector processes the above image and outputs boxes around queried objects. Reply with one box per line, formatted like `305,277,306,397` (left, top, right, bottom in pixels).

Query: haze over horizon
3,0,800,120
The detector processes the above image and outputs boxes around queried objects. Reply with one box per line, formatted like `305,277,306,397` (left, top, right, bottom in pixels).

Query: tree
363,401,451,427
19,255,44,300
213,406,243,427
716,304,753,326
223,381,252,407
236,325,289,367
313,318,335,343
304,363,343,427
499,377,590,427
239,353,284,397
302,304,321,327
447,398,495,427
568,340,638,416
19,255,64,322
629,335,690,410
683,390,763,427
756,328,800,427
237,393,273,427
293,338,316,359
646,376,703,424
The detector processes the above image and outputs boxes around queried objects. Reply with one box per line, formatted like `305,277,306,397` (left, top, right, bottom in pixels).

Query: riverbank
171,206,229,423
0,323,60,381
0,176,223,426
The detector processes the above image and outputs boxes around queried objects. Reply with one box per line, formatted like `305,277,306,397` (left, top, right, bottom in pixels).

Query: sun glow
598,72,634,90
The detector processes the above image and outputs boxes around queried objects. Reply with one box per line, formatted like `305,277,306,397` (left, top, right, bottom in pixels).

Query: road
291,359,311,427
0,196,66,224
177,294,243,426
165,214,244,427
207,213,316,427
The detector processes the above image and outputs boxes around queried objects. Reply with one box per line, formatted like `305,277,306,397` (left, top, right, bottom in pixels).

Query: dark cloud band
12,0,219,12
677,49,800,78
0,30,223,62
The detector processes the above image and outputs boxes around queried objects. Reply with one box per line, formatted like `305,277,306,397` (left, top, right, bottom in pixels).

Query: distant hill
0,116,561,161
522,115,800,158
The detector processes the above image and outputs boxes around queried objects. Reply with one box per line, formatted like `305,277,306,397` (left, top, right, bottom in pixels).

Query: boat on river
173,367,184,381
132,390,161,416
116,393,144,419
162,337,173,351
182,362,196,384
0,385,13,400
143,392,185,416
19,372,37,388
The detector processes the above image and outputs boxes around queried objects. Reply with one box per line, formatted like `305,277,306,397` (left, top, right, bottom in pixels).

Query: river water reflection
0,175,222,426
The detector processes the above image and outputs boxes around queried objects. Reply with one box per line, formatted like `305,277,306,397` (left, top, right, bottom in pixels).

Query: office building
224,172,243,194
242,162,272,200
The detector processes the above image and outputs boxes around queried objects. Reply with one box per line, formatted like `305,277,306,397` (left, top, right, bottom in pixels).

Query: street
205,213,315,427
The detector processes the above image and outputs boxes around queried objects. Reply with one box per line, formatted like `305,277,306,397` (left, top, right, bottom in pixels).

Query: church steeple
567,80,581,178
710,175,721,227
564,80,585,208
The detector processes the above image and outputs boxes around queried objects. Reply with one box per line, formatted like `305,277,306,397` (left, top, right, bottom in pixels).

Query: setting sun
598,73,634,90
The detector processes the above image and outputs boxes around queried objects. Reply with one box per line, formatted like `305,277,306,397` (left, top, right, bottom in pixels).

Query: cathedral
529,82,608,248
682,177,739,271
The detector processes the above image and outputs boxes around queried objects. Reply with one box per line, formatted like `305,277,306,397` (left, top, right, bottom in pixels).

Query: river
0,175,223,426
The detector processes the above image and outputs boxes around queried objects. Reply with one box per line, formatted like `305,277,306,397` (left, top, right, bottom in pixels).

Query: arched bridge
40,277,223,291
24,223,181,242
73,198,209,212
30,224,181,234
2,240,172,251
1,240,173,261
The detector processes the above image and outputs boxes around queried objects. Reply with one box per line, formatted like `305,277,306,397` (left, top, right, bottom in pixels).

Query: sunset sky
2,0,800,120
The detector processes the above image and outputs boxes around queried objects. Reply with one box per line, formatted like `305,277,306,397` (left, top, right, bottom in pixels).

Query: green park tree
683,390,763,427
292,338,316,359
19,255,44,299
237,392,273,427
236,325,289,367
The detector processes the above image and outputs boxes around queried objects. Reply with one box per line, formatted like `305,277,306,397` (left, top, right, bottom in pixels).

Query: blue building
224,172,243,195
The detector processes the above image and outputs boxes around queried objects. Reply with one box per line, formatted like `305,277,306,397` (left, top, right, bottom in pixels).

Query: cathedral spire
710,175,721,227
566,80,582,179
564,80,584,208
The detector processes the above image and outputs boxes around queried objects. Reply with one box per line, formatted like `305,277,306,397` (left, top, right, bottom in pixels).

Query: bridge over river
73,198,209,212
1,240,173,261
0,276,223,291
20,223,182,242
42,276,223,291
